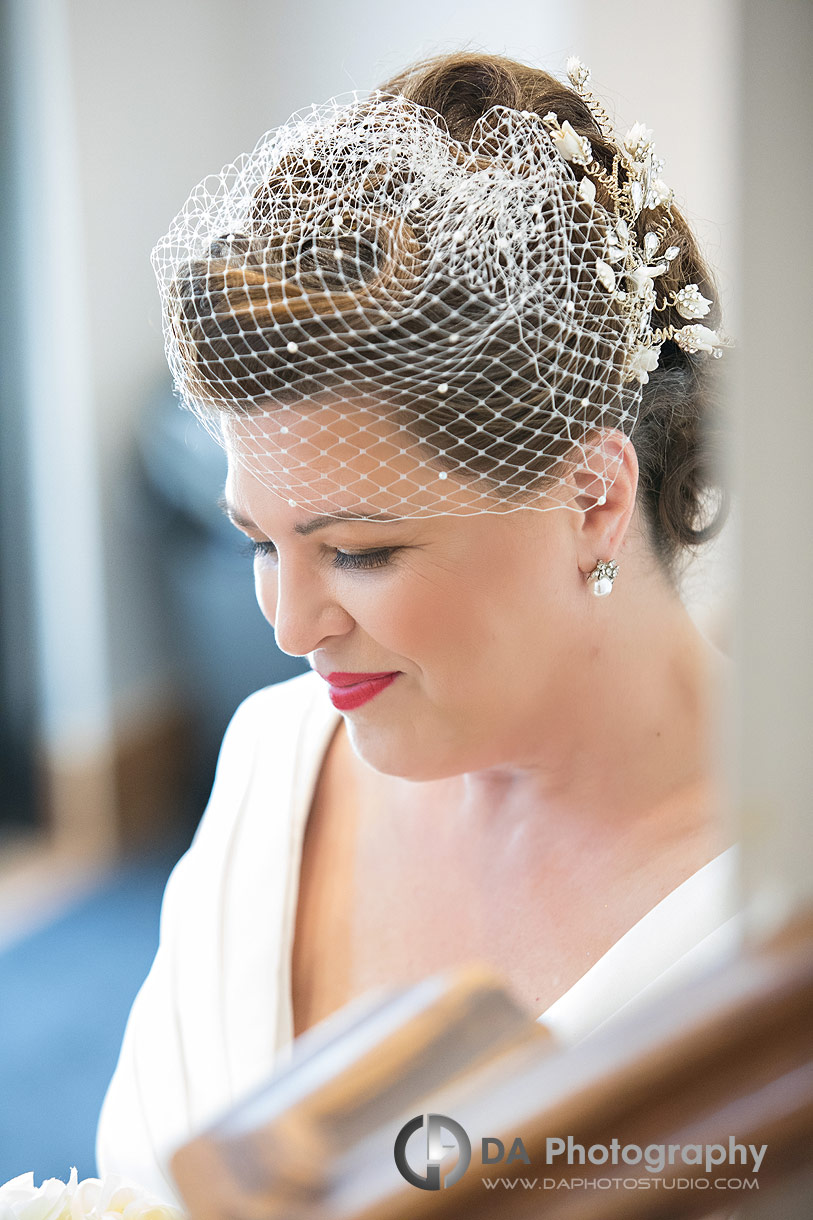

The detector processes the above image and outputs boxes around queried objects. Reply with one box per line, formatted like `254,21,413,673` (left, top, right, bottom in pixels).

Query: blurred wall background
2,0,738,861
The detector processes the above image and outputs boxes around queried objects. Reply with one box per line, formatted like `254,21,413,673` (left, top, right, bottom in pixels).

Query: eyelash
240,539,398,571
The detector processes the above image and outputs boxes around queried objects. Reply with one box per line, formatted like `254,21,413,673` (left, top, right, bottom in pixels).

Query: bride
96,51,737,1203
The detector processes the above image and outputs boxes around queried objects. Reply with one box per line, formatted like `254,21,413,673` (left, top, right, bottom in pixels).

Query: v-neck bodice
95,670,741,1207
279,675,739,1042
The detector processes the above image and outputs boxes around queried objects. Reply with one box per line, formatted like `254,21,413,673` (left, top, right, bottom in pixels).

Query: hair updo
168,51,729,584
376,53,730,580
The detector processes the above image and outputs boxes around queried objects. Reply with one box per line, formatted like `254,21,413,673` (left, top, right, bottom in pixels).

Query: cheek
423,564,573,690
382,592,450,655
340,571,458,660
381,571,511,674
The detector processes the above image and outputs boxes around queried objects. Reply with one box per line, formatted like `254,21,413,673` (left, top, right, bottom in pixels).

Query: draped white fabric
94,671,740,1206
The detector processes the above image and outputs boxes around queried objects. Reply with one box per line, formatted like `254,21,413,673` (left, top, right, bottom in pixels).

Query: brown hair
171,51,729,582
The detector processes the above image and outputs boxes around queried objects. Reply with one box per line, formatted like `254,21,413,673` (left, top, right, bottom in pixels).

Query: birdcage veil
151,60,722,519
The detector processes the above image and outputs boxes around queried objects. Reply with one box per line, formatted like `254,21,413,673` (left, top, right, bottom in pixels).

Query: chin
345,720,463,782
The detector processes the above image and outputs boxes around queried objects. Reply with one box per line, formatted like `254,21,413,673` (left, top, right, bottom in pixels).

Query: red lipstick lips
324,671,400,711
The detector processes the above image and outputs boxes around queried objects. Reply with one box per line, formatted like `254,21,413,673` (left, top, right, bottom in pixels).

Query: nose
256,553,355,658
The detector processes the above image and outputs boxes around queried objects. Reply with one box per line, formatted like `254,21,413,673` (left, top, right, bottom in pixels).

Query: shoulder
187,668,336,852
155,667,334,948
210,669,326,777
225,668,326,737
96,669,334,1190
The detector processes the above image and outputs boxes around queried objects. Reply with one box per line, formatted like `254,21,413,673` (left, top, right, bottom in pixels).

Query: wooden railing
171,909,813,1219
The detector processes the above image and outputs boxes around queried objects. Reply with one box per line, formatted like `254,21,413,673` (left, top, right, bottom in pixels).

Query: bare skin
291,634,729,1036
219,406,732,1037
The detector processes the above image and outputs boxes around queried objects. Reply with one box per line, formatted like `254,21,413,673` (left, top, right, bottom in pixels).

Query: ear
567,429,639,571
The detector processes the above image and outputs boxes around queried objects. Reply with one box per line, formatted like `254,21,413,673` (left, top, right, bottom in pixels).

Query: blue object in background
0,390,311,1186
0,844,183,1184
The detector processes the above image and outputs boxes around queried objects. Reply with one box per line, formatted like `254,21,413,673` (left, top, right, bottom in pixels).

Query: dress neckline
280,675,739,1047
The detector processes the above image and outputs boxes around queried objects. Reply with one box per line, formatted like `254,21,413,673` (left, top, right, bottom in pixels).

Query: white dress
94,671,741,1206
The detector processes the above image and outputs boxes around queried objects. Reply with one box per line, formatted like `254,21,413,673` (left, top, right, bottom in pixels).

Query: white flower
630,262,667,288
624,122,654,160
577,176,596,204
566,57,590,88
549,119,592,166
646,177,673,209
673,284,712,320
595,260,617,292
628,264,664,310
629,343,662,384
673,324,721,354
0,1169,75,1220
0,1171,185,1220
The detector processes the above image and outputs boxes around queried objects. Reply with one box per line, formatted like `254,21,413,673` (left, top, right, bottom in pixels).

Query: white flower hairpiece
545,116,593,167
543,58,726,384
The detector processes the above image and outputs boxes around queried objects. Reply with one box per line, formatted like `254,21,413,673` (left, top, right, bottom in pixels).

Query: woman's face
222,403,603,781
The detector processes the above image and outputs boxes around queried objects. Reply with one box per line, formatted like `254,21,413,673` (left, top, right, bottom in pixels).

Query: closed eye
239,538,277,561
332,547,397,571
240,538,398,571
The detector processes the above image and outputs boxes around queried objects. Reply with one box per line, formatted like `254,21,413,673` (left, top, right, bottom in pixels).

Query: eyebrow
217,495,403,535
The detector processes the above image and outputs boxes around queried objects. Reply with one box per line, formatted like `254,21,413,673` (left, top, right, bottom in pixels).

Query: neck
458,571,730,840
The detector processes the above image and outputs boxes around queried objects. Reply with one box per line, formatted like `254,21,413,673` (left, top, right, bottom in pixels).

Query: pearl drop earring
587,559,619,597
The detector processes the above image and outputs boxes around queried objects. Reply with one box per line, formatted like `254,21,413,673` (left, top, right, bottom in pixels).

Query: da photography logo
393,1123,767,1194
394,1114,472,1190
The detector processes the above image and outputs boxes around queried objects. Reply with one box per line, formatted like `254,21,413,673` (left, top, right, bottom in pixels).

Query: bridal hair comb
543,58,724,389
152,58,725,518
